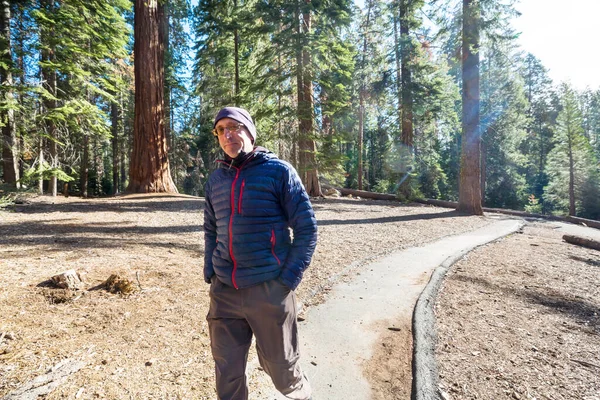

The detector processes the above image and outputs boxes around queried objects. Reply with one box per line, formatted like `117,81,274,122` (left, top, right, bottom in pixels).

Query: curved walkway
256,216,526,399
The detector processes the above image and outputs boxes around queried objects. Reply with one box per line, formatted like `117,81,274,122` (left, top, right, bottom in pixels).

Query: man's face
215,117,254,158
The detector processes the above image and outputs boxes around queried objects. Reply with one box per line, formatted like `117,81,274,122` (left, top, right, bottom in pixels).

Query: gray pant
207,278,311,400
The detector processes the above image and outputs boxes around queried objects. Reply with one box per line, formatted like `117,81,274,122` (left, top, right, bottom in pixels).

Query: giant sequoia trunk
457,0,483,215
296,2,321,197
128,0,177,193
399,1,413,149
0,0,18,187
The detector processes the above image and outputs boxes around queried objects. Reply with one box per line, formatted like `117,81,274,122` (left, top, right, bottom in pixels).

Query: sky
511,0,600,91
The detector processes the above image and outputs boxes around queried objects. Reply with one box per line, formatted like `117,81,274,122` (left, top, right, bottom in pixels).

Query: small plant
20,162,75,187
524,194,543,214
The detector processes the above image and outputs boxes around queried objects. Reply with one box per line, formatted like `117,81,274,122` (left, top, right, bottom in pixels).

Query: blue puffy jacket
203,148,318,290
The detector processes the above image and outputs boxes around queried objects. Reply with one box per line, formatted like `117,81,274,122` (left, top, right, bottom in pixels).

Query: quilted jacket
203,148,317,290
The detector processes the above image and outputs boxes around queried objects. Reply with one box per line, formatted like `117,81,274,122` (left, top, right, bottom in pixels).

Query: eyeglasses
212,123,245,137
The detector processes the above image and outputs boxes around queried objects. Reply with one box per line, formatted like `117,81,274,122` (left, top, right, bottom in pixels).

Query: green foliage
0,0,596,220
20,161,75,186
544,83,597,216
524,194,543,214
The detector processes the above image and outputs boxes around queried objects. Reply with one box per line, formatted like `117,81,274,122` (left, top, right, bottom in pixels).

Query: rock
51,270,84,290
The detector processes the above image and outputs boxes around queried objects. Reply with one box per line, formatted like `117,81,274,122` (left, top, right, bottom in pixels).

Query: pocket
276,277,291,292
270,229,281,266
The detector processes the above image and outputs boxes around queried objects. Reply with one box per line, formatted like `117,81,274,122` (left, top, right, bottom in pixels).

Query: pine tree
518,53,556,212
544,83,596,216
480,40,528,210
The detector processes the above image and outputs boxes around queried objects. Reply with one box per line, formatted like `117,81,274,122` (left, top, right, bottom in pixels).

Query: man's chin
223,145,241,158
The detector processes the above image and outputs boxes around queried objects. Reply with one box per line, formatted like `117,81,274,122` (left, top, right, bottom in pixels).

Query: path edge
411,219,525,400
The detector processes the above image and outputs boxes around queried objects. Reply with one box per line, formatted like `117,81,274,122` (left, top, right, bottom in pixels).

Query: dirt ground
1,194,598,399
435,222,600,400
0,194,489,399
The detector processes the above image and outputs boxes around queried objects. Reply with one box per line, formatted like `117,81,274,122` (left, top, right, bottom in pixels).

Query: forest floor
0,194,598,399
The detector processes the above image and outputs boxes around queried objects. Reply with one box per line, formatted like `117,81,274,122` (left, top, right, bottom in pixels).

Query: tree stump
51,270,83,290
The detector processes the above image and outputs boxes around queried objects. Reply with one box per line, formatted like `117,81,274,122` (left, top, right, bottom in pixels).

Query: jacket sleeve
203,180,217,284
278,165,318,290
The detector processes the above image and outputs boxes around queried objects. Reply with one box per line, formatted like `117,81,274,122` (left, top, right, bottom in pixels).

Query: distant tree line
1,0,598,219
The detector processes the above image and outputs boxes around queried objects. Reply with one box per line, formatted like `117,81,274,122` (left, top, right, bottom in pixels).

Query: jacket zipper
238,179,245,214
270,229,281,265
229,167,241,289
217,155,255,290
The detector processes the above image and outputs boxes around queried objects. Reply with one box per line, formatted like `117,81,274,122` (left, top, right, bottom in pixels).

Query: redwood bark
128,0,177,193
457,0,483,215
399,0,413,148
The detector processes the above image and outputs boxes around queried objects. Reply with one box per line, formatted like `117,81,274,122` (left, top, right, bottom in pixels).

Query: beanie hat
213,107,257,143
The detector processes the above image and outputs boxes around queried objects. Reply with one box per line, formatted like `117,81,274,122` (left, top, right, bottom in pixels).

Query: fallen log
565,216,600,230
337,188,398,201
3,358,87,400
563,235,600,251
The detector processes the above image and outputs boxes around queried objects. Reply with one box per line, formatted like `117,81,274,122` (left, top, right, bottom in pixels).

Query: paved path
250,216,588,399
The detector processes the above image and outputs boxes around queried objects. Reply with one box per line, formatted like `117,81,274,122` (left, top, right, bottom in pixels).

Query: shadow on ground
1,196,205,259
452,274,600,332
6,196,204,214
318,210,467,226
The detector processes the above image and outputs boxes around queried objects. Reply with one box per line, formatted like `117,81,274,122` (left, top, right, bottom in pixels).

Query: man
203,106,317,400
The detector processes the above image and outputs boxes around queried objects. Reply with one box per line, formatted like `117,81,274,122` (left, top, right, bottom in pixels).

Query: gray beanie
213,106,257,143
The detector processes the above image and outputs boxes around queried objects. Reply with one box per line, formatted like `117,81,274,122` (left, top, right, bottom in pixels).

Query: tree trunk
296,1,321,197
357,1,373,191
162,3,171,167
40,0,58,196
480,139,486,204
568,132,575,216
338,187,397,201
38,136,44,195
393,6,402,132
0,0,19,187
111,96,119,195
397,0,415,198
80,134,89,198
121,91,128,192
358,100,364,190
399,0,413,149
233,0,240,104
457,0,483,215
562,234,600,252
128,0,177,193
